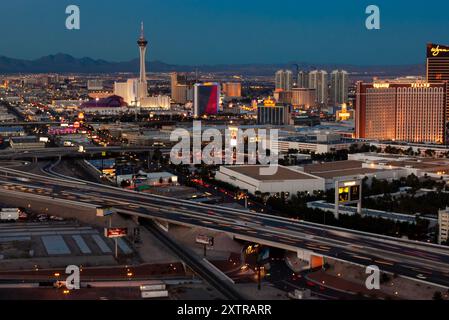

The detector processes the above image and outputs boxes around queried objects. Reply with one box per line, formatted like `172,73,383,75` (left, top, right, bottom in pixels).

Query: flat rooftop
302,160,385,179
223,165,317,181
369,158,449,170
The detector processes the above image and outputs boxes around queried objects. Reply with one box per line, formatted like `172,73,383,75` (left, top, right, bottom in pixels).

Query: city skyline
2,0,449,306
2,0,449,65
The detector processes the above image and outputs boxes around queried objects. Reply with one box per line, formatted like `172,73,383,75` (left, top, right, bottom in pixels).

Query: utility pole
334,180,340,220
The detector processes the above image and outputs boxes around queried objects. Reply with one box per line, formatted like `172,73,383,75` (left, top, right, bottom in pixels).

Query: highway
0,146,170,160
1,163,449,289
142,220,244,300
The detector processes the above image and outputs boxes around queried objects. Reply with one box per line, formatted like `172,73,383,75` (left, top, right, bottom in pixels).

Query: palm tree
433,291,443,300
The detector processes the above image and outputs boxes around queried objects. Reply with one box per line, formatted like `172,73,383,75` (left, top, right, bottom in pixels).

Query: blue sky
1,0,449,65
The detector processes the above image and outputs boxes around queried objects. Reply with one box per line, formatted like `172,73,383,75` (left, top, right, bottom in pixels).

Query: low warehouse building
215,165,325,197
300,160,407,190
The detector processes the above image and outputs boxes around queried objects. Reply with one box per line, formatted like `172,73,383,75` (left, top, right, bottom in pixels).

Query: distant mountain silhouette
0,53,426,76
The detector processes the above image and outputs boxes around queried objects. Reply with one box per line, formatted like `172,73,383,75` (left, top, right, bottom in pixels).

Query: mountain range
0,53,426,77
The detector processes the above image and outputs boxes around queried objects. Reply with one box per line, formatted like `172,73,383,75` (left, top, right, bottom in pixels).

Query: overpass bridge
0,146,171,160
0,165,449,288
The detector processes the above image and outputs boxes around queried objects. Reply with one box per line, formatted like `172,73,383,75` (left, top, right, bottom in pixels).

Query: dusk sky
2,0,449,65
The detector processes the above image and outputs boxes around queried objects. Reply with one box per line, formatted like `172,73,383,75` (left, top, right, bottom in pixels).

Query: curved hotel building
355,80,446,144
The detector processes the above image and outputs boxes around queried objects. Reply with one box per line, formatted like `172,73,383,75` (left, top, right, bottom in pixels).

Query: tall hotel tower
137,22,148,101
427,43,449,144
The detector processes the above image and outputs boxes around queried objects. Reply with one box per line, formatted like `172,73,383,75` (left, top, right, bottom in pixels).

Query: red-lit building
193,83,220,117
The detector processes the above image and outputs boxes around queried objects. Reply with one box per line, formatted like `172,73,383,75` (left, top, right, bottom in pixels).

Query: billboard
350,185,360,201
195,234,214,246
338,187,350,203
338,181,361,203
104,227,127,238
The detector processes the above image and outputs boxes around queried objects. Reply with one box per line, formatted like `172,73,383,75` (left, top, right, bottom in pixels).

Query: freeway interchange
1,163,449,289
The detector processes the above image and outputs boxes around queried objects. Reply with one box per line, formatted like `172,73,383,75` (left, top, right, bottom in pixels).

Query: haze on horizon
1,0,449,66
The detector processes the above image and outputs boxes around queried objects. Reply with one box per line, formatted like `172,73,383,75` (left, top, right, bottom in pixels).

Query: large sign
338,181,360,203
373,83,390,89
104,228,127,238
427,44,449,58
335,180,362,219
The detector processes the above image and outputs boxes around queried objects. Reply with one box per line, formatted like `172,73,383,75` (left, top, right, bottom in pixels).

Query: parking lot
0,221,134,270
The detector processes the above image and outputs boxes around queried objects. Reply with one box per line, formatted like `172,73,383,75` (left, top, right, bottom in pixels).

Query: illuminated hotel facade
193,83,220,117
257,98,292,125
222,82,242,98
427,43,449,143
355,81,447,144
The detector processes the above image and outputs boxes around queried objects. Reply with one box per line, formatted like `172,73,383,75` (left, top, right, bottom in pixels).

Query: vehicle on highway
416,274,427,280
36,214,49,222
0,208,20,221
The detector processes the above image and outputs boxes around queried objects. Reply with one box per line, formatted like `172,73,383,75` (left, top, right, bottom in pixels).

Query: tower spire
140,21,145,39
137,21,148,101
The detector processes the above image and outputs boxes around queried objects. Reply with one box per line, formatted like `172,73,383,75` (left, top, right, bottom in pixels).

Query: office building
173,84,194,104
87,79,103,91
291,88,316,108
355,80,447,144
222,82,242,98
277,133,357,154
275,70,293,91
9,136,46,150
171,72,193,104
309,70,328,105
297,71,309,88
439,208,449,244
330,70,349,105
274,90,293,104
257,98,292,125
193,83,220,117
170,72,187,93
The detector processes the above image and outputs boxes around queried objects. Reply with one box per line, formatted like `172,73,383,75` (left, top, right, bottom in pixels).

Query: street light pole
115,238,118,260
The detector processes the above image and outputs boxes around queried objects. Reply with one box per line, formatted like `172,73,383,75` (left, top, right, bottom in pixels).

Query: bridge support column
131,215,140,225
297,249,324,270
